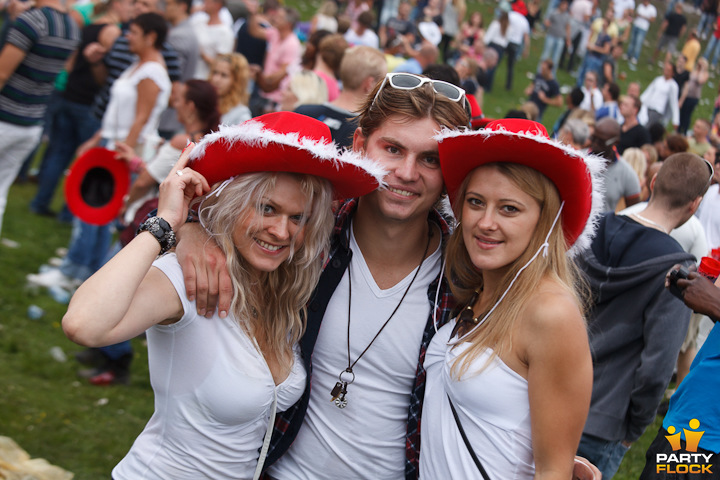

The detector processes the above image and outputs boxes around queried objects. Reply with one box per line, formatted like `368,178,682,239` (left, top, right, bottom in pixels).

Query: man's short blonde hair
339,46,387,91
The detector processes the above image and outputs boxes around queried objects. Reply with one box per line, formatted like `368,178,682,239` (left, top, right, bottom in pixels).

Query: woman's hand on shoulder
157,143,210,231
113,140,135,162
170,133,190,151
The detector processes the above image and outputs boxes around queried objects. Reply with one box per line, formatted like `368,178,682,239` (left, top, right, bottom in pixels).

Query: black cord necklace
330,227,433,409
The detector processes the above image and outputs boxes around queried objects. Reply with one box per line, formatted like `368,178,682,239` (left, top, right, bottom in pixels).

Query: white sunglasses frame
371,73,472,119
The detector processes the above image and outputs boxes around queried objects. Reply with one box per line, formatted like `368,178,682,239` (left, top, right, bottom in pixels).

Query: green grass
0,0,707,478
1,175,154,479
469,1,716,131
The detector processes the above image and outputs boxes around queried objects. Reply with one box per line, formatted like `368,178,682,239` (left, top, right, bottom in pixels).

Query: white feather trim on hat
188,121,388,188
436,194,457,230
433,126,606,257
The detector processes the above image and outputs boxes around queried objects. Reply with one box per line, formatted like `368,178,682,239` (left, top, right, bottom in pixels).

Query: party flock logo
656,419,713,475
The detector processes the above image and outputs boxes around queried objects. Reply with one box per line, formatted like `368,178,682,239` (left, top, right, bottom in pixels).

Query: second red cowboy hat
187,111,386,199
435,118,605,255
65,147,131,226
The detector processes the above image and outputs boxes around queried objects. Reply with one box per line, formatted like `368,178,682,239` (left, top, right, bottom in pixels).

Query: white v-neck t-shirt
269,225,442,479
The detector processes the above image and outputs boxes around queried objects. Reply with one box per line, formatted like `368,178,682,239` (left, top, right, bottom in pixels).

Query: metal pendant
334,395,348,409
331,369,354,409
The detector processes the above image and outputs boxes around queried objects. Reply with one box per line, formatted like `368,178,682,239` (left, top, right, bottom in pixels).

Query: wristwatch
137,216,176,254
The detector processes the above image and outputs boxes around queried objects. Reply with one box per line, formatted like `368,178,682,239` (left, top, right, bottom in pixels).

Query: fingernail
198,308,205,316
205,312,214,319
219,310,227,318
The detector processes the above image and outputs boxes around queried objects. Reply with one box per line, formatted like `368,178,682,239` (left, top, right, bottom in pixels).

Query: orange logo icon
665,419,705,452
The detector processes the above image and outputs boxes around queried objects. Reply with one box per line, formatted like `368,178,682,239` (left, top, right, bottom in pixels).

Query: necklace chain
632,213,669,234
330,227,433,409
450,288,482,339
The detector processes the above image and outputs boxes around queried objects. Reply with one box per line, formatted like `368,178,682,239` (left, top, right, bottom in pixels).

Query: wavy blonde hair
444,163,587,378
213,53,250,115
199,172,334,370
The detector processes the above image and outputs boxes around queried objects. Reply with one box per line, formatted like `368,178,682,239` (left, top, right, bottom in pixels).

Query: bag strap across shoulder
447,393,492,480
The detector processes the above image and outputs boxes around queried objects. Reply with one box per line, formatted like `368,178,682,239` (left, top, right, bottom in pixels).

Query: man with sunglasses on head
591,117,641,212
175,72,470,479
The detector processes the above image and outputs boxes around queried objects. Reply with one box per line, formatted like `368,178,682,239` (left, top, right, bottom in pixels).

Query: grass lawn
0,0,708,478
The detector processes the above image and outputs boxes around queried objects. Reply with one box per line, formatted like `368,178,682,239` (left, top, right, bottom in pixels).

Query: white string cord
433,258,447,334
449,201,565,345
198,176,235,232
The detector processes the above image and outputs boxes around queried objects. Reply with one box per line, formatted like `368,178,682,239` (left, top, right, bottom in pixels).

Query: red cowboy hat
187,111,385,200
65,147,131,226
435,118,605,254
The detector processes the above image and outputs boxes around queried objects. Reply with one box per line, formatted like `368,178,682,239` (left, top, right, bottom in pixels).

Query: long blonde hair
444,163,587,378
622,147,647,187
199,172,334,370
213,53,250,115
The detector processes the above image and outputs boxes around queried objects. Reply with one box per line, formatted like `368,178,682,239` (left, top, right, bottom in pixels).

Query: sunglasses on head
590,134,618,147
704,158,715,184
371,72,471,118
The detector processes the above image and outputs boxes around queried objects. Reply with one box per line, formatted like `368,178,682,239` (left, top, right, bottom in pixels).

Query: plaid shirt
263,199,456,479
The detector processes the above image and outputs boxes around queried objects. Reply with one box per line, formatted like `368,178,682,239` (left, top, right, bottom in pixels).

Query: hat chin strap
433,257,447,334
199,176,236,233
449,201,565,345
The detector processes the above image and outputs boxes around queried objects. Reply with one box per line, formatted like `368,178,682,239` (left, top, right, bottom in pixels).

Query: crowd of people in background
2,0,720,478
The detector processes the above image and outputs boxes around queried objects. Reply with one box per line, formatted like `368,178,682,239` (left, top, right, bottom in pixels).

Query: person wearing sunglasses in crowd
175,72,470,479
62,112,384,479
421,118,604,479
173,73,601,480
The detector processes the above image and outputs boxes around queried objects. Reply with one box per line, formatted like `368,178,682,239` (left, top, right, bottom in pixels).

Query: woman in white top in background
420,118,604,480
62,112,385,479
209,53,252,126
102,12,171,152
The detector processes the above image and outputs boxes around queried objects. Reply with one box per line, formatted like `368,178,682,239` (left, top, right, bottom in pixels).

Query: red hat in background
465,93,488,130
65,147,131,226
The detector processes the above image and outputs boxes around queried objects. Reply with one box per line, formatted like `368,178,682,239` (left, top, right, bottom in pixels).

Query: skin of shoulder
511,279,588,368
464,277,593,478
517,278,593,480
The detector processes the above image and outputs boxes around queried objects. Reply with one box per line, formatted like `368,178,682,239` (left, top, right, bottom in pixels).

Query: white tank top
420,319,534,480
101,61,171,145
112,254,306,480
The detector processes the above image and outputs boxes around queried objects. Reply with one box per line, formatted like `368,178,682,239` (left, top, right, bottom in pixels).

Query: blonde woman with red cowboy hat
421,118,605,480
62,112,385,480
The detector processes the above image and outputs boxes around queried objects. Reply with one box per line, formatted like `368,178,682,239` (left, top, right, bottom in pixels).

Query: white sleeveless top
420,319,534,480
102,61,171,145
112,254,306,480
